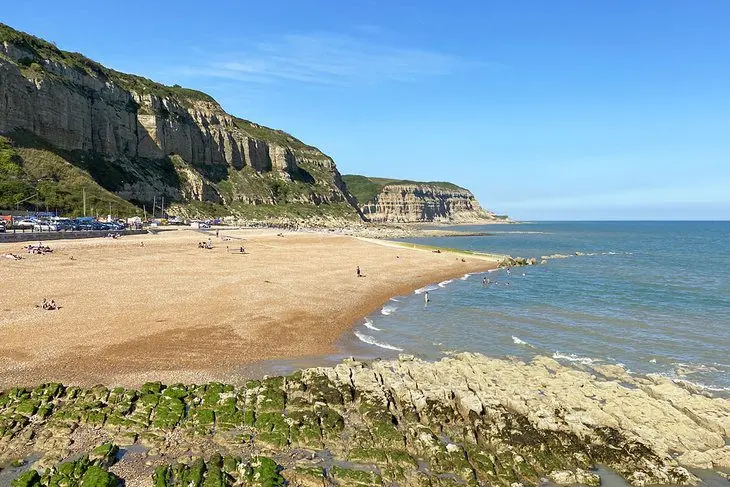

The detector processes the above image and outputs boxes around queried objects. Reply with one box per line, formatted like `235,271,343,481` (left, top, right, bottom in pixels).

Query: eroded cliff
343,175,504,223
0,23,358,219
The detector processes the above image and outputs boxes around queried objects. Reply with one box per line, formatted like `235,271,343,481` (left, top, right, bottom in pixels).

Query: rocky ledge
1,353,728,486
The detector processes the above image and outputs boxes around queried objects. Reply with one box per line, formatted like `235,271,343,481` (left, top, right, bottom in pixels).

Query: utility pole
143,204,147,221
161,196,165,218
152,195,156,219
82,188,87,217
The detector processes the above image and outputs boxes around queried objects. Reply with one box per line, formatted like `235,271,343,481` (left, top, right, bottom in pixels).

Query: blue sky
3,1,729,220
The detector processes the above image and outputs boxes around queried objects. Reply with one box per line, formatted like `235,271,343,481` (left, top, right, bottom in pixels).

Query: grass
341,174,467,206
0,22,215,106
0,134,140,217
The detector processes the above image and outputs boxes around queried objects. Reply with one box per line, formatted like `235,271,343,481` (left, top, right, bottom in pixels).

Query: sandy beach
0,229,498,387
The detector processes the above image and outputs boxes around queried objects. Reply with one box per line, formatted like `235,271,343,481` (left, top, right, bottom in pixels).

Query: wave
673,362,720,376
671,377,730,392
363,319,381,331
390,297,400,302
438,279,454,288
381,305,397,316
354,331,403,351
512,336,533,347
460,273,471,280
541,253,571,260
552,351,599,365
414,284,439,294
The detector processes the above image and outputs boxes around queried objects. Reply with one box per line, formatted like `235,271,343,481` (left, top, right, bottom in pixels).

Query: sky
3,1,729,220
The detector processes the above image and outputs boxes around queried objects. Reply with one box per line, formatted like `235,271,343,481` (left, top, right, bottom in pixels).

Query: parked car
33,222,59,232
0,222,6,233
13,219,36,229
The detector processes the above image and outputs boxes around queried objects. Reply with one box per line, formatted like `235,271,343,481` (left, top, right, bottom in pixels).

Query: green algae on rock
1,353,729,486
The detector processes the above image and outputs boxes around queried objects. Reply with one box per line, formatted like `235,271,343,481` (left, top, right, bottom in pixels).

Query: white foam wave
414,284,439,294
512,336,530,346
438,279,454,288
363,319,381,331
649,359,657,363
381,305,396,316
460,273,471,280
552,352,599,365
671,378,730,392
390,297,400,302
354,331,403,351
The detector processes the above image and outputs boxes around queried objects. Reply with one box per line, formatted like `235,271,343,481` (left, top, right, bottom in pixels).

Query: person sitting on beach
239,246,245,253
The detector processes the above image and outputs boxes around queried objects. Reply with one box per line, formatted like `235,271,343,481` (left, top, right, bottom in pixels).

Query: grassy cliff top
342,174,468,206
0,23,324,152
0,23,216,104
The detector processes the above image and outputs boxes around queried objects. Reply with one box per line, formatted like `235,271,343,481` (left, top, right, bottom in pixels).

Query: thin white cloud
191,32,486,86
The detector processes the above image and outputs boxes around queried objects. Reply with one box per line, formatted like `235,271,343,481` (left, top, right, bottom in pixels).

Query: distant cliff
342,175,505,223
0,23,358,220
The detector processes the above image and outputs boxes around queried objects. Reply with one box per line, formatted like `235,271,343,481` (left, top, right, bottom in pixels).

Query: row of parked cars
1,217,127,232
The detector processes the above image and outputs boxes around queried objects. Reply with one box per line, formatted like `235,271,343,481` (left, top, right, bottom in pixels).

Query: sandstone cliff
343,174,504,223
0,23,358,219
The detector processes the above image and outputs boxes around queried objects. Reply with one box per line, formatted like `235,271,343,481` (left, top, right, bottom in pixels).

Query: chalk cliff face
0,25,356,217
361,183,498,223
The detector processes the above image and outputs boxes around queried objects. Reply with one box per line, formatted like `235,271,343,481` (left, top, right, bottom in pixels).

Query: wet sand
0,229,498,387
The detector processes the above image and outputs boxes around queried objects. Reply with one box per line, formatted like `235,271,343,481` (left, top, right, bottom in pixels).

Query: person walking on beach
356,266,361,278
424,291,430,305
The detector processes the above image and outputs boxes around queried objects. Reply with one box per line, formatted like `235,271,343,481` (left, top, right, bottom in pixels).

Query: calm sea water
346,221,730,392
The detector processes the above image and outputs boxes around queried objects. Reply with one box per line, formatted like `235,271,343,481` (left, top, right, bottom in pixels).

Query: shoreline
0,228,499,388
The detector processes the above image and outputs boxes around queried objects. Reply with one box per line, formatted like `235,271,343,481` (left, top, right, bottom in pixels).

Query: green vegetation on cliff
0,22,358,220
0,134,139,216
342,174,467,206
0,23,215,106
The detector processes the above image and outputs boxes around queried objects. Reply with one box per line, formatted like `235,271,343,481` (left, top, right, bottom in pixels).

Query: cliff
342,174,505,223
0,23,358,220
2,353,728,485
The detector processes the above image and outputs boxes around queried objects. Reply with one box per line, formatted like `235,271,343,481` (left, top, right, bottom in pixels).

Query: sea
346,221,730,393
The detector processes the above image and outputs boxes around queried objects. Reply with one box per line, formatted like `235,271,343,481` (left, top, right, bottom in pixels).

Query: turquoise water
347,221,730,392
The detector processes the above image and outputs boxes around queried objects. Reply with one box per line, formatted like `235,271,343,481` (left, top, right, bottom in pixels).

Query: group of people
37,298,58,311
24,243,53,255
198,238,213,249
105,232,122,239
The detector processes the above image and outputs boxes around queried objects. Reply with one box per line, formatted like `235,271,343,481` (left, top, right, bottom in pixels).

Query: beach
0,228,498,388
